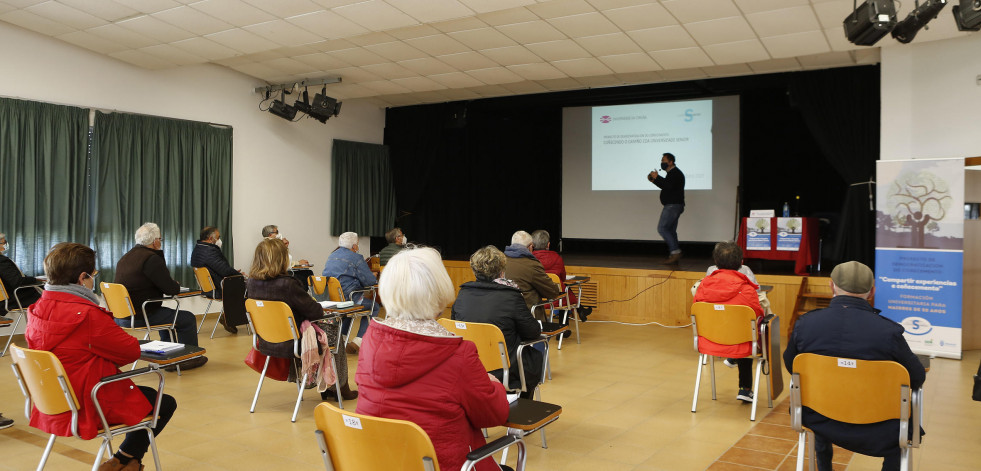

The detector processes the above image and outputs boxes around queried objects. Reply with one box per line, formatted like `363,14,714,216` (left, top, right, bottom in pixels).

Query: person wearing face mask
647,152,686,265
190,226,242,334
114,223,206,370
0,231,43,316
377,227,407,266
261,224,309,267
25,242,178,471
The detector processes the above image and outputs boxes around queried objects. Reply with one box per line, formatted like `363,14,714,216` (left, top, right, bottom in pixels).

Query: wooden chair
9,344,166,471
311,275,374,345
100,282,183,373
790,353,922,471
690,302,771,421
313,402,527,471
244,299,343,421
0,278,43,357
192,269,248,339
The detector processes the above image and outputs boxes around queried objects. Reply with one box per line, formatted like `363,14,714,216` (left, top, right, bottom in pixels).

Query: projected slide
591,100,713,191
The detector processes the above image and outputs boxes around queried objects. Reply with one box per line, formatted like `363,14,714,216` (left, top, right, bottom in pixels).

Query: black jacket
0,254,41,315
113,245,181,313
652,166,685,205
190,241,237,298
451,280,543,391
784,295,926,457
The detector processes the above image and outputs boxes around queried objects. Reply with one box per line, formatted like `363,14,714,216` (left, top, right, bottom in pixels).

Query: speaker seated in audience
189,225,241,333
504,230,561,311
530,229,591,321
356,247,511,471
246,238,355,401
26,242,177,471
0,231,43,316
692,241,764,403
452,245,542,398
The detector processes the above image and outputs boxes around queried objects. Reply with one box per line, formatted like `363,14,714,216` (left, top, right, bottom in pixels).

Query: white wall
881,34,981,161
0,22,385,274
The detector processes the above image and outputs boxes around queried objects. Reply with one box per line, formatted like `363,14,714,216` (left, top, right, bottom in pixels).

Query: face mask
660,162,669,171
84,273,96,292
215,238,223,248
276,233,285,240
400,234,407,244
1,243,7,253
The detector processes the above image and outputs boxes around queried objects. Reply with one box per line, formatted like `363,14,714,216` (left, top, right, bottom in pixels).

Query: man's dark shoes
665,252,682,265
219,316,237,334
577,306,593,322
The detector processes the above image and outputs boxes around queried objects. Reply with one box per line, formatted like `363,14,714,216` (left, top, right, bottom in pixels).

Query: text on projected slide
591,100,713,191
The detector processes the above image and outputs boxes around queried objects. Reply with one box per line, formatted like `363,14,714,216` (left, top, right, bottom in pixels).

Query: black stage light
892,0,948,43
312,92,340,117
844,0,899,45
293,89,328,123
953,0,981,30
268,90,296,121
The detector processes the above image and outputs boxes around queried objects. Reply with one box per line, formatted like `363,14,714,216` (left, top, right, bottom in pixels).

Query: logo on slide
901,317,933,336
683,109,701,122
599,115,612,123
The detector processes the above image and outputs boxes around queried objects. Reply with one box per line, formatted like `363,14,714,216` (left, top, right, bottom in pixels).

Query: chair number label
455,322,467,329
255,301,264,307
342,415,362,429
14,349,25,358
714,305,725,310
837,359,856,368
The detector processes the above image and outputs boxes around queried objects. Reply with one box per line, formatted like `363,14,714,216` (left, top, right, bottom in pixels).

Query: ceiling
0,0,971,108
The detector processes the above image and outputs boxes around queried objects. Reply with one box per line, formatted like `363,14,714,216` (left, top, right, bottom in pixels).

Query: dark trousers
115,306,199,346
117,386,177,461
657,203,685,253
340,295,379,338
814,433,900,471
736,358,753,389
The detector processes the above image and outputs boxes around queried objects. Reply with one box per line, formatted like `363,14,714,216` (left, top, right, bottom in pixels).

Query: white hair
379,247,454,321
511,230,532,247
338,232,359,249
135,223,161,246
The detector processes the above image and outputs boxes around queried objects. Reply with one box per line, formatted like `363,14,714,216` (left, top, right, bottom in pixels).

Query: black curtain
789,67,880,267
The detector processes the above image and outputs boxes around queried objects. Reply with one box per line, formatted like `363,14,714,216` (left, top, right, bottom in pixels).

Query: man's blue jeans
341,293,379,339
657,203,685,253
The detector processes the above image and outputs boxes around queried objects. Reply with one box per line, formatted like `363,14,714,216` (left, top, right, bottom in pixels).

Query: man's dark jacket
114,245,180,313
190,241,237,298
0,254,41,315
652,166,685,205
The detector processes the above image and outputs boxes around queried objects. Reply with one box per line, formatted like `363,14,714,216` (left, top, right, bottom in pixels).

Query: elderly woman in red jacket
692,240,764,403
356,247,511,471
25,242,177,471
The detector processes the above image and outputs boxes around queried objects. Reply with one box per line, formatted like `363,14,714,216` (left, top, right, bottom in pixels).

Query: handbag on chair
244,347,290,382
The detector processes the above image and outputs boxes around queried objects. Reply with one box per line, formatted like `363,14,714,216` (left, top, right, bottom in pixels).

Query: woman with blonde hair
246,238,355,400
355,247,510,471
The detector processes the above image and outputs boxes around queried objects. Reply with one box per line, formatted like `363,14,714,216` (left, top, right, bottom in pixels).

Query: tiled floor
1,316,978,470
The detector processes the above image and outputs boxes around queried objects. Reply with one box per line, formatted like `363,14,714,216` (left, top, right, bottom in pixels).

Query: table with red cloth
737,217,818,275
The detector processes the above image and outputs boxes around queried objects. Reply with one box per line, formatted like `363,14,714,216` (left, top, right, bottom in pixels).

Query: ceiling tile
332,0,418,31
436,51,499,70
113,0,181,14
499,80,548,94
392,76,448,92
700,62,754,77
575,74,622,87
747,58,802,73
325,47,390,66
586,0,652,10
812,0,854,30
328,66,383,82
761,30,829,58
404,34,470,55
649,47,714,68
117,14,195,42
357,79,413,94
293,51,353,69
359,62,417,79
364,41,429,61
475,6,537,26
507,62,567,80
325,82,376,99
685,16,757,46
272,43,320,56
430,16,488,33
308,38,358,52
170,36,240,60
598,52,661,73
658,67,708,81
702,39,769,65
796,50,855,69
479,45,543,65
241,0,321,18
535,77,584,91
397,57,458,75
497,20,567,44
152,6,233,35
189,0,275,27
746,5,821,37
628,25,697,51
526,0,596,19
551,57,614,77
465,66,524,84
260,57,318,75
0,9,75,36
140,43,208,65
852,48,879,65
0,3,17,15
56,0,140,22
55,30,129,54
525,39,591,61
603,3,678,31
615,70,663,84
660,0,742,23
469,84,512,96
547,12,620,38
206,28,281,54
344,31,399,47
448,27,517,49
25,2,106,30
435,87,482,100
245,19,323,47
574,32,642,56
458,0,536,14
428,71,486,88
286,10,369,39
86,23,158,49
387,24,443,40
822,27,858,52
109,49,178,69
734,0,809,15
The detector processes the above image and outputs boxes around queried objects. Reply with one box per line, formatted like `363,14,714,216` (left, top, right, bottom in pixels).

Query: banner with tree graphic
875,158,964,359
776,217,803,251
746,217,771,251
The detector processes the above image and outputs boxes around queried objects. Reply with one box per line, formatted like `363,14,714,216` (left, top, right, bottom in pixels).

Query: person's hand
487,373,501,384
298,259,309,266
648,170,658,182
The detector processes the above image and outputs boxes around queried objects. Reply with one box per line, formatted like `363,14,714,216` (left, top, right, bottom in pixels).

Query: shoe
665,252,682,264
736,389,754,403
0,413,13,430
121,460,141,471
219,316,237,334
165,356,208,372
345,342,359,354
97,457,125,471
320,385,358,401
723,358,737,368
576,306,592,322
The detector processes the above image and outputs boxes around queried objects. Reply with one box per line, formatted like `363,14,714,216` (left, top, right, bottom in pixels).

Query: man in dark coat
190,226,241,333
784,261,925,471
503,230,560,309
0,232,42,315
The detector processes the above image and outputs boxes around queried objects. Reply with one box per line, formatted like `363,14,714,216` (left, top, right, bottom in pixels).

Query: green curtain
0,98,89,275
330,139,396,237
92,112,233,286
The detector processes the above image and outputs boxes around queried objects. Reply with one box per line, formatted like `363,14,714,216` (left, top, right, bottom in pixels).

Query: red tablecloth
737,217,818,275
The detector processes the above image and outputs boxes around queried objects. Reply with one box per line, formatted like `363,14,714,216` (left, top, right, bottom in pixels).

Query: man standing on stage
648,152,686,264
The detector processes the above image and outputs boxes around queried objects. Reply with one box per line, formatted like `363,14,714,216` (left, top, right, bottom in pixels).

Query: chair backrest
100,282,137,320
245,299,299,343
309,275,328,296
690,302,757,346
0,280,9,303
792,353,910,424
314,402,440,471
546,273,561,287
327,277,345,302
193,266,216,293
437,318,509,371
9,345,80,416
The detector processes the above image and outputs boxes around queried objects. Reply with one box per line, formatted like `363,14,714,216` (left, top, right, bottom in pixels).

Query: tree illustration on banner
755,218,767,232
785,218,800,234
886,171,952,248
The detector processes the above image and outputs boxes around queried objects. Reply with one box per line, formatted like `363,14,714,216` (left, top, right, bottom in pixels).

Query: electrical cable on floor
593,269,677,304
589,320,692,328
572,270,692,328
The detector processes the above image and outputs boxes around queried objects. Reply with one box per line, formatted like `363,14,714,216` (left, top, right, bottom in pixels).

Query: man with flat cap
784,261,925,471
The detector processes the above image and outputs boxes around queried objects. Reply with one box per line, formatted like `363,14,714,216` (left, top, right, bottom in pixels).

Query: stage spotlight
953,0,981,30
312,91,341,118
268,90,296,121
293,89,328,123
844,0,898,46
892,0,947,43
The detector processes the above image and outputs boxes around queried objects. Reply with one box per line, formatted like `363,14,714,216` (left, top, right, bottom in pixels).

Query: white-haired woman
355,247,511,471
